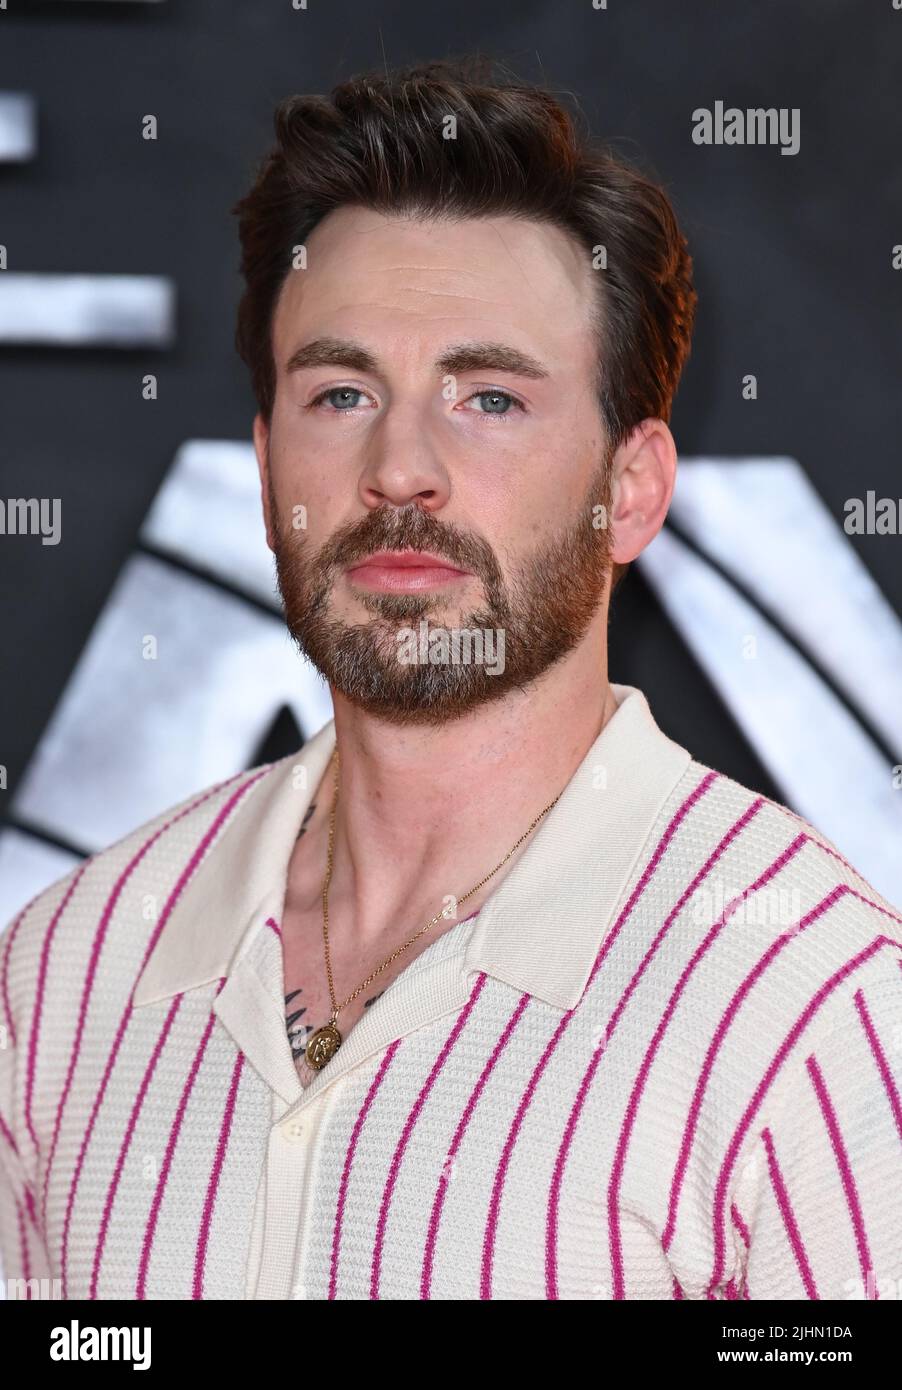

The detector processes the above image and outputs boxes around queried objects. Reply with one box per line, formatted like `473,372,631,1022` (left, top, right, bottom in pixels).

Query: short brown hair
232,55,697,594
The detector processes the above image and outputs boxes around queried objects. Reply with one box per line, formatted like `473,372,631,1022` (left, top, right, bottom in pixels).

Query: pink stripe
730,1201,750,1249
370,974,486,1298
24,864,89,1154
0,1105,19,1157
136,984,226,1298
781,808,902,921
192,1049,245,1299
329,1040,401,1299
607,830,804,1298
708,933,891,1292
420,986,527,1298
16,1197,31,1286
321,897,478,1292
854,987,902,1144
265,917,281,937
23,1181,38,1229
1,900,33,1049
662,882,843,1251
776,807,902,943
493,770,721,1300
731,1204,752,1299
779,808,863,876
807,1053,875,1297
89,993,183,1298
42,769,250,1230
842,887,902,932
486,1004,570,1299
60,769,269,1295
548,799,765,1296
672,1275,684,1298
760,1125,818,1298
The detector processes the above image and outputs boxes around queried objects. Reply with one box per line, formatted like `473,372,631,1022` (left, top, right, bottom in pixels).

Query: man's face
257,207,615,725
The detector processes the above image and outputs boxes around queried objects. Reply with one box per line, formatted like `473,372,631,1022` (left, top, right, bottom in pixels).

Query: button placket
285,1081,347,1301
250,1101,312,1298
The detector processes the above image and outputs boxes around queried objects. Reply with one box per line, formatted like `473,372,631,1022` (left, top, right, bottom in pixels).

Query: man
2,58,900,1302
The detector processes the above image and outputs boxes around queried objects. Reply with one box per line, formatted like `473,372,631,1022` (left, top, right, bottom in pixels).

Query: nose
357,405,451,513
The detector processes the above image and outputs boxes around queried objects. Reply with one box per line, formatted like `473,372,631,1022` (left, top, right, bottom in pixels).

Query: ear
608,419,677,564
253,412,275,553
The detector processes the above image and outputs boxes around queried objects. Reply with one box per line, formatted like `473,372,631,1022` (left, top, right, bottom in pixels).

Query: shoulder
0,759,282,1031
674,755,901,942
669,756,902,1076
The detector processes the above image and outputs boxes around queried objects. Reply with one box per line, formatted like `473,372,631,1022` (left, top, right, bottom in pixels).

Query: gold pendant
305,1021,342,1070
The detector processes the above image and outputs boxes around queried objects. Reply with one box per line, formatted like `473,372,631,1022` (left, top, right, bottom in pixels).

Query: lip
346,549,470,593
349,550,466,571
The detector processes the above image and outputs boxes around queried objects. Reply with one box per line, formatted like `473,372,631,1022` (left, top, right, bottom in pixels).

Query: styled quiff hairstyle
232,55,697,592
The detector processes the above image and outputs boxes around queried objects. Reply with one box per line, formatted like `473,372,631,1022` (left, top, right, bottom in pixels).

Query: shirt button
282,1119,305,1141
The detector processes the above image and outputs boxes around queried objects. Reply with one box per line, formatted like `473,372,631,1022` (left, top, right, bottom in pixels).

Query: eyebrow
284,336,550,381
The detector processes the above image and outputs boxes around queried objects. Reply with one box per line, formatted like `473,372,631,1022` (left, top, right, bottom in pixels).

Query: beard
268,457,614,727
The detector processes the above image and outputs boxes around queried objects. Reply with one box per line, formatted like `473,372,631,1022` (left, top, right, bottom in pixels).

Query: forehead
271,206,598,373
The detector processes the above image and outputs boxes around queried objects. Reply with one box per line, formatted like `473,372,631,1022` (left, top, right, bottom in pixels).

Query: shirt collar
132,683,692,1013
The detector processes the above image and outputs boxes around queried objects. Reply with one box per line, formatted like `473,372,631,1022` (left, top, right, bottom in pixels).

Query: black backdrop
1,0,900,890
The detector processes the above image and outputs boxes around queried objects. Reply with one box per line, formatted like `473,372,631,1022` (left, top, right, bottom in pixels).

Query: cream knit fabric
2,683,901,1300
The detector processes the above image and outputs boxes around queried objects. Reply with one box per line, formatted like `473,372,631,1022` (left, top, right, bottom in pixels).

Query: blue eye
311,387,369,410
466,390,524,415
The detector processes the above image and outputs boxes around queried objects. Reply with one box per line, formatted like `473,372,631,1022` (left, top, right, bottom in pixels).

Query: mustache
311,504,502,585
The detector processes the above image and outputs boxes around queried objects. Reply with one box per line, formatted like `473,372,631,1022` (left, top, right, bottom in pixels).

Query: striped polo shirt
2,682,901,1300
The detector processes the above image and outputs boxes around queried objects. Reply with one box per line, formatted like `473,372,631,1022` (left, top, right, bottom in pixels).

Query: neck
298,615,619,945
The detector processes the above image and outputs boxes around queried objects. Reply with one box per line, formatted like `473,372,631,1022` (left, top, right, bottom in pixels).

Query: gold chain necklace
303,746,564,1071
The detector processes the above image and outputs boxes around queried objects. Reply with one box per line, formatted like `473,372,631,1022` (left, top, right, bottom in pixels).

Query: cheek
266,410,340,514
451,433,583,553
491,436,588,531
